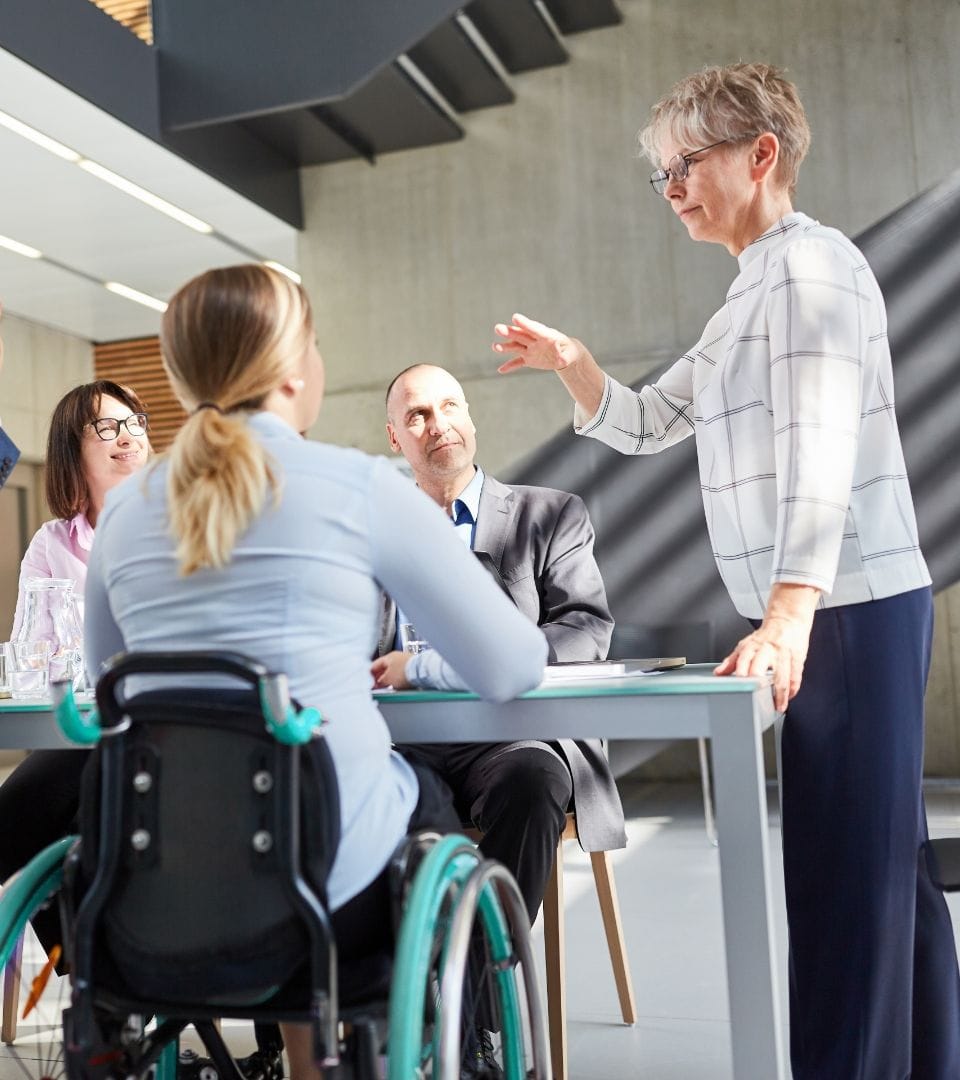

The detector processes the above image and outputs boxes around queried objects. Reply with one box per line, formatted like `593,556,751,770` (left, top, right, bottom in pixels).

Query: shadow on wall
506,168,960,657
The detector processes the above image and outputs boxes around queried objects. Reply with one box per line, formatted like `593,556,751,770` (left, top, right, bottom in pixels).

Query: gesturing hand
493,313,589,374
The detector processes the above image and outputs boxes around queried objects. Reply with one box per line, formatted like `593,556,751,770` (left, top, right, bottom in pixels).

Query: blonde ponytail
159,265,313,575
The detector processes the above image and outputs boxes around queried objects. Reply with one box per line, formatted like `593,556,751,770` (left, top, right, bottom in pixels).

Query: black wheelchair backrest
75,651,339,1004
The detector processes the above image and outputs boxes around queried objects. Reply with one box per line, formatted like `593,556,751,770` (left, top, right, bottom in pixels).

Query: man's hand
371,651,413,690
714,584,821,712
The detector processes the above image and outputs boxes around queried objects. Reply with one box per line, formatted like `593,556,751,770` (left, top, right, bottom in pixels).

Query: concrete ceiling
0,0,621,346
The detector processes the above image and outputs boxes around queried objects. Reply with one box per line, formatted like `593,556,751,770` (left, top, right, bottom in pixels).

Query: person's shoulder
26,517,71,551
779,218,866,273
287,437,398,484
491,477,586,513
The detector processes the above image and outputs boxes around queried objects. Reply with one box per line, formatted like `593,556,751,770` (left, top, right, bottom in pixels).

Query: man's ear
385,421,401,454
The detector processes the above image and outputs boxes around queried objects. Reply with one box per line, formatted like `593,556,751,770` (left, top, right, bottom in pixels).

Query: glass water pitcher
16,577,85,689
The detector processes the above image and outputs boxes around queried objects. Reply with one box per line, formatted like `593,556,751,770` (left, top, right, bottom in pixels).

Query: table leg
709,692,786,1079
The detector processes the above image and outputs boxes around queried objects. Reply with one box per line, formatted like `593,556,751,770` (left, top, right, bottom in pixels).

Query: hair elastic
194,401,223,415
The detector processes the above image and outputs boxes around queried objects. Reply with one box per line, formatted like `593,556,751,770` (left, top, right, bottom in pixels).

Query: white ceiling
0,44,299,343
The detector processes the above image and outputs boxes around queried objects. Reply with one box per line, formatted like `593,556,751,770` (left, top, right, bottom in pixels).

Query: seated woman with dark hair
10,379,149,637
1,380,149,962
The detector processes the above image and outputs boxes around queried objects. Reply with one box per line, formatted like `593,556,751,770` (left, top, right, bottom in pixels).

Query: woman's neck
84,490,104,529
727,190,795,256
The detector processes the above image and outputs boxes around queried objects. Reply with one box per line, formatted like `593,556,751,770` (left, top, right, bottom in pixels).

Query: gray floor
3,776,960,1079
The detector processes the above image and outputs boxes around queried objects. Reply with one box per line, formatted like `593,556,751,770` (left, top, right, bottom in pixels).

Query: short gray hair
638,62,811,195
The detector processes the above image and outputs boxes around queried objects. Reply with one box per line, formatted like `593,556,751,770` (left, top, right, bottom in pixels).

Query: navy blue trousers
777,587,960,1078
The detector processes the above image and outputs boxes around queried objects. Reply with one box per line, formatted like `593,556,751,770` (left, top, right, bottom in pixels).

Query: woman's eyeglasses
88,413,149,441
649,139,728,195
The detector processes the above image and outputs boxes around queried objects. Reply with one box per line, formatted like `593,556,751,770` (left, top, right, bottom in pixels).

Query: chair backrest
73,651,339,1005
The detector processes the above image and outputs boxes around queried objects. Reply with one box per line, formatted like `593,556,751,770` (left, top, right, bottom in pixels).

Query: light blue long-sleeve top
84,411,547,910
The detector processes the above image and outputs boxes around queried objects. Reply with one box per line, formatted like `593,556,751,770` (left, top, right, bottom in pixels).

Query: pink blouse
10,513,94,640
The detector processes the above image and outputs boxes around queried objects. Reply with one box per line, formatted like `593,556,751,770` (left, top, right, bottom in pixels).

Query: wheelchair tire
0,836,77,1076
386,833,549,1079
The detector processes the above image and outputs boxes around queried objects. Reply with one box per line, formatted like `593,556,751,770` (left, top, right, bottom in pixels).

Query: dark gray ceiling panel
241,109,373,170
154,0,467,130
407,19,514,112
465,0,568,74
541,0,622,34
330,64,464,157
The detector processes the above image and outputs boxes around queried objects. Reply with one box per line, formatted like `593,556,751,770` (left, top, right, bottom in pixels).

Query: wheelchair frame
0,651,550,1079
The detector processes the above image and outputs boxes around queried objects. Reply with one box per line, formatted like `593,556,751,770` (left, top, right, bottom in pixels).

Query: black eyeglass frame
649,139,729,195
87,412,149,441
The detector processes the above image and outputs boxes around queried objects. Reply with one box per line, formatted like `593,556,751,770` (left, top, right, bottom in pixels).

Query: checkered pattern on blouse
576,212,930,619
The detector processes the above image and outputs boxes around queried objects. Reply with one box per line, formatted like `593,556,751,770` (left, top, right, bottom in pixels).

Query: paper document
541,657,685,682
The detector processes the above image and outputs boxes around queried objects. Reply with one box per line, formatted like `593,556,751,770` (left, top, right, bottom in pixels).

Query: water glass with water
399,623,430,655
10,640,50,699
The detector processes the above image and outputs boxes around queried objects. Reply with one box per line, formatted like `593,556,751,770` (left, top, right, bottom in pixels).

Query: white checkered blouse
575,212,930,619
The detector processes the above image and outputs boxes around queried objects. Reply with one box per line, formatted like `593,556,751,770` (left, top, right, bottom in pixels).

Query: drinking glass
399,623,430,655
0,641,13,697
10,640,50,699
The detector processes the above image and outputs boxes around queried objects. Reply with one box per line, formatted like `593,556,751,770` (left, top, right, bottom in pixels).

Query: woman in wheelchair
76,264,548,1078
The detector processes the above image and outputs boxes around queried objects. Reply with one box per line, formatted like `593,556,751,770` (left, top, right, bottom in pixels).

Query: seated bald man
372,364,626,925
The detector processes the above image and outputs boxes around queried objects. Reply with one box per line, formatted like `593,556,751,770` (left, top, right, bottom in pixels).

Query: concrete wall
298,0,960,776
1,310,93,464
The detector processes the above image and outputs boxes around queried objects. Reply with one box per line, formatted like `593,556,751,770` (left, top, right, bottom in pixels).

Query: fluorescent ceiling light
78,160,214,234
0,108,82,162
0,108,214,235
105,281,168,312
264,260,302,284
0,233,43,259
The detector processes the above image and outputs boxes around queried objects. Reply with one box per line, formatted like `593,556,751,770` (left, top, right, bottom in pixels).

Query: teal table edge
376,663,770,704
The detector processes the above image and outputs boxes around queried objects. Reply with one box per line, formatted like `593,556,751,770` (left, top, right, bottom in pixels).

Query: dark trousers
399,741,573,923
776,587,960,1079
329,758,460,960
0,748,89,955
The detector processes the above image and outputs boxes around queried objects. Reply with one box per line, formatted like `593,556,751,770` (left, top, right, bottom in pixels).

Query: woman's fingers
494,320,538,341
714,632,805,712
496,356,528,374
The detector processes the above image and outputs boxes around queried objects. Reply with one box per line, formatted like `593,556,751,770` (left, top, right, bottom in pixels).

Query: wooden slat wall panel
94,337,185,453
89,0,153,45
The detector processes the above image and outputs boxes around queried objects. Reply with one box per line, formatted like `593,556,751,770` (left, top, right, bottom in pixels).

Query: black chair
923,839,960,892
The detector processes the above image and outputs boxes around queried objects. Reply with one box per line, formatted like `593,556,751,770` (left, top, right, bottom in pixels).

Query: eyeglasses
649,140,728,195
88,412,149,441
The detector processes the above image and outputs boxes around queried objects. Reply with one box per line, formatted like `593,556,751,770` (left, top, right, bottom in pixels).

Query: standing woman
83,265,547,1080
493,62,960,1080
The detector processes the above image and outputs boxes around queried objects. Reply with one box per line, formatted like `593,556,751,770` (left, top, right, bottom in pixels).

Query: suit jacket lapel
376,592,398,658
473,475,514,573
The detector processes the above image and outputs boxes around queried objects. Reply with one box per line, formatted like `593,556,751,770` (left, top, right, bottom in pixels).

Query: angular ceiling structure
0,0,620,340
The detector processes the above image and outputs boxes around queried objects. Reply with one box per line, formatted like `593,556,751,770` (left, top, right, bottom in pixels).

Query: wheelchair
0,651,549,1079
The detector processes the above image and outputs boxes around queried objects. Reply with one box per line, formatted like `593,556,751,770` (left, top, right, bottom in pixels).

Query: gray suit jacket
378,473,626,851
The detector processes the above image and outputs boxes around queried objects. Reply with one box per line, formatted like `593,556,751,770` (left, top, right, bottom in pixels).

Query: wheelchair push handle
52,679,103,745
88,650,323,746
